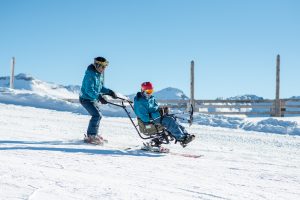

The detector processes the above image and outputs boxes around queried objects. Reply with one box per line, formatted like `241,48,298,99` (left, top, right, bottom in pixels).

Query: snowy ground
0,103,300,200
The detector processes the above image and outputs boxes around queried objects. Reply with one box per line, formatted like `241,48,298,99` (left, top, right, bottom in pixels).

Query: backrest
137,118,165,136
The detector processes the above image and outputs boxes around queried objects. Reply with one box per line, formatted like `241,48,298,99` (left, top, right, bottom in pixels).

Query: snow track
0,103,300,200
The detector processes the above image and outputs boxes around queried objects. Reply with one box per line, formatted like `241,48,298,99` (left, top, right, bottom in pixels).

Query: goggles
144,89,153,95
95,60,109,68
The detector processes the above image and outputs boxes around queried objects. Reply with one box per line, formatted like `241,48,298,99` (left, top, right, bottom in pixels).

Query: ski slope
0,103,299,200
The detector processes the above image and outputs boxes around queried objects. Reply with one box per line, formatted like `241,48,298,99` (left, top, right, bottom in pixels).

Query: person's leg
178,123,195,146
179,124,189,135
80,99,102,136
157,115,186,141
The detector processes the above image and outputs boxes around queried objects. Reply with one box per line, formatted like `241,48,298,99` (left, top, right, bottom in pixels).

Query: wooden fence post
274,54,281,117
10,57,15,89
190,60,195,109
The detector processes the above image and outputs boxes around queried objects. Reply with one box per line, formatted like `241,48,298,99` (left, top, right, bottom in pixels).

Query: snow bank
192,113,300,136
0,88,129,117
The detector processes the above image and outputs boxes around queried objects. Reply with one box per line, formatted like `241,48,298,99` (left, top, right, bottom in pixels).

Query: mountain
290,96,300,99
0,73,79,99
216,94,264,100
127,87,189,101
153,87,189,100
0,74,189,116
1,74,190,101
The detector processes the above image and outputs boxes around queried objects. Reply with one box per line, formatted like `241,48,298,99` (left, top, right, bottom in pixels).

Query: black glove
108,90,118,99
98,96,108,104
159,106,169,116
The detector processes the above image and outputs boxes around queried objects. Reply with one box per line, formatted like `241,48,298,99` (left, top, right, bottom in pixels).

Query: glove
98,96,108,104
159,106,169,116
108,90,118,99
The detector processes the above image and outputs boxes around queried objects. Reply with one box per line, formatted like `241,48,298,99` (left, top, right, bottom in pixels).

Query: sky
0,0,299,99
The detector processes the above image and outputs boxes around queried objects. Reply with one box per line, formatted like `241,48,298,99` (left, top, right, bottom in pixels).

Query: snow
1,73,300,199
190,113,300,135
0,73,79,99
0,103,299,199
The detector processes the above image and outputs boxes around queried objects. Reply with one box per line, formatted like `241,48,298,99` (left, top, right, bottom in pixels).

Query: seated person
134,81,195,146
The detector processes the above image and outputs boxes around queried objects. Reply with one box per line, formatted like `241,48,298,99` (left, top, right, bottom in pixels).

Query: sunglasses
95,60,109,68
144,89,153,95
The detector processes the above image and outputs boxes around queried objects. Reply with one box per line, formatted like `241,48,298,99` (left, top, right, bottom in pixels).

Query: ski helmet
94,57,109,68
141,82,154,95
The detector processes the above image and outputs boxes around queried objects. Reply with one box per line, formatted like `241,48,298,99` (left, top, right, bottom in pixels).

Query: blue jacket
134,92,161,123
79,64,111,101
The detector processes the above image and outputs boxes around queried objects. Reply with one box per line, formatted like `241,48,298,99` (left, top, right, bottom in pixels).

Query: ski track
0,104,300,200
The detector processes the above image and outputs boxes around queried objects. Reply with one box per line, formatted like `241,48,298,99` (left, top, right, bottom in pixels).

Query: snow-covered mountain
1,73,275,103
0,73,79,99
1,74,190,101
216,94,264,100
152,87,189,100
0,73,191,117
127,87,189,101
290,96,300,99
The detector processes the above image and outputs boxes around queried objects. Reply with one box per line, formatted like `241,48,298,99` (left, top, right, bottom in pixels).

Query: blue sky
0,0,299,99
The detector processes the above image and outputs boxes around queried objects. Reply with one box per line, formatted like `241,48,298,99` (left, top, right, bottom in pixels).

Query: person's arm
100,86,111,94
148,98,161,121
82,71,98,100
100,86,118,100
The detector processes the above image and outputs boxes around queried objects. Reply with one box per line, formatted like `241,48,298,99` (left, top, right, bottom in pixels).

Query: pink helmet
141,82,154,95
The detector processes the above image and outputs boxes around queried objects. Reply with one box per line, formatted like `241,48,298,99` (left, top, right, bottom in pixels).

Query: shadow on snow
0,140,163,158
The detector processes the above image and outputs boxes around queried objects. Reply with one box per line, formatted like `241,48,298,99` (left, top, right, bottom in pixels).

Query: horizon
1,0,299,99
1,72,299,100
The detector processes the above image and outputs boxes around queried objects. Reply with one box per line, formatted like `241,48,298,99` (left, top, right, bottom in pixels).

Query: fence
64,98,300,117
158,99,300,116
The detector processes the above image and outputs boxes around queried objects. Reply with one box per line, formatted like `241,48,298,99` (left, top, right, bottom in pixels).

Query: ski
138,142,202,158
139,148,203,158
169,152,203,158
78,139,203,158
140,146,170,153
140,142,170,153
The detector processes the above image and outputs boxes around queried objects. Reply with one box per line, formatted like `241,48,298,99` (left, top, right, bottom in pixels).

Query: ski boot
180,134,195,148
83,134,107,145
141,138,169,153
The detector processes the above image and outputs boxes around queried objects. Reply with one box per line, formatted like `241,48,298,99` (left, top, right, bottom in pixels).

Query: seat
137,118,165,136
